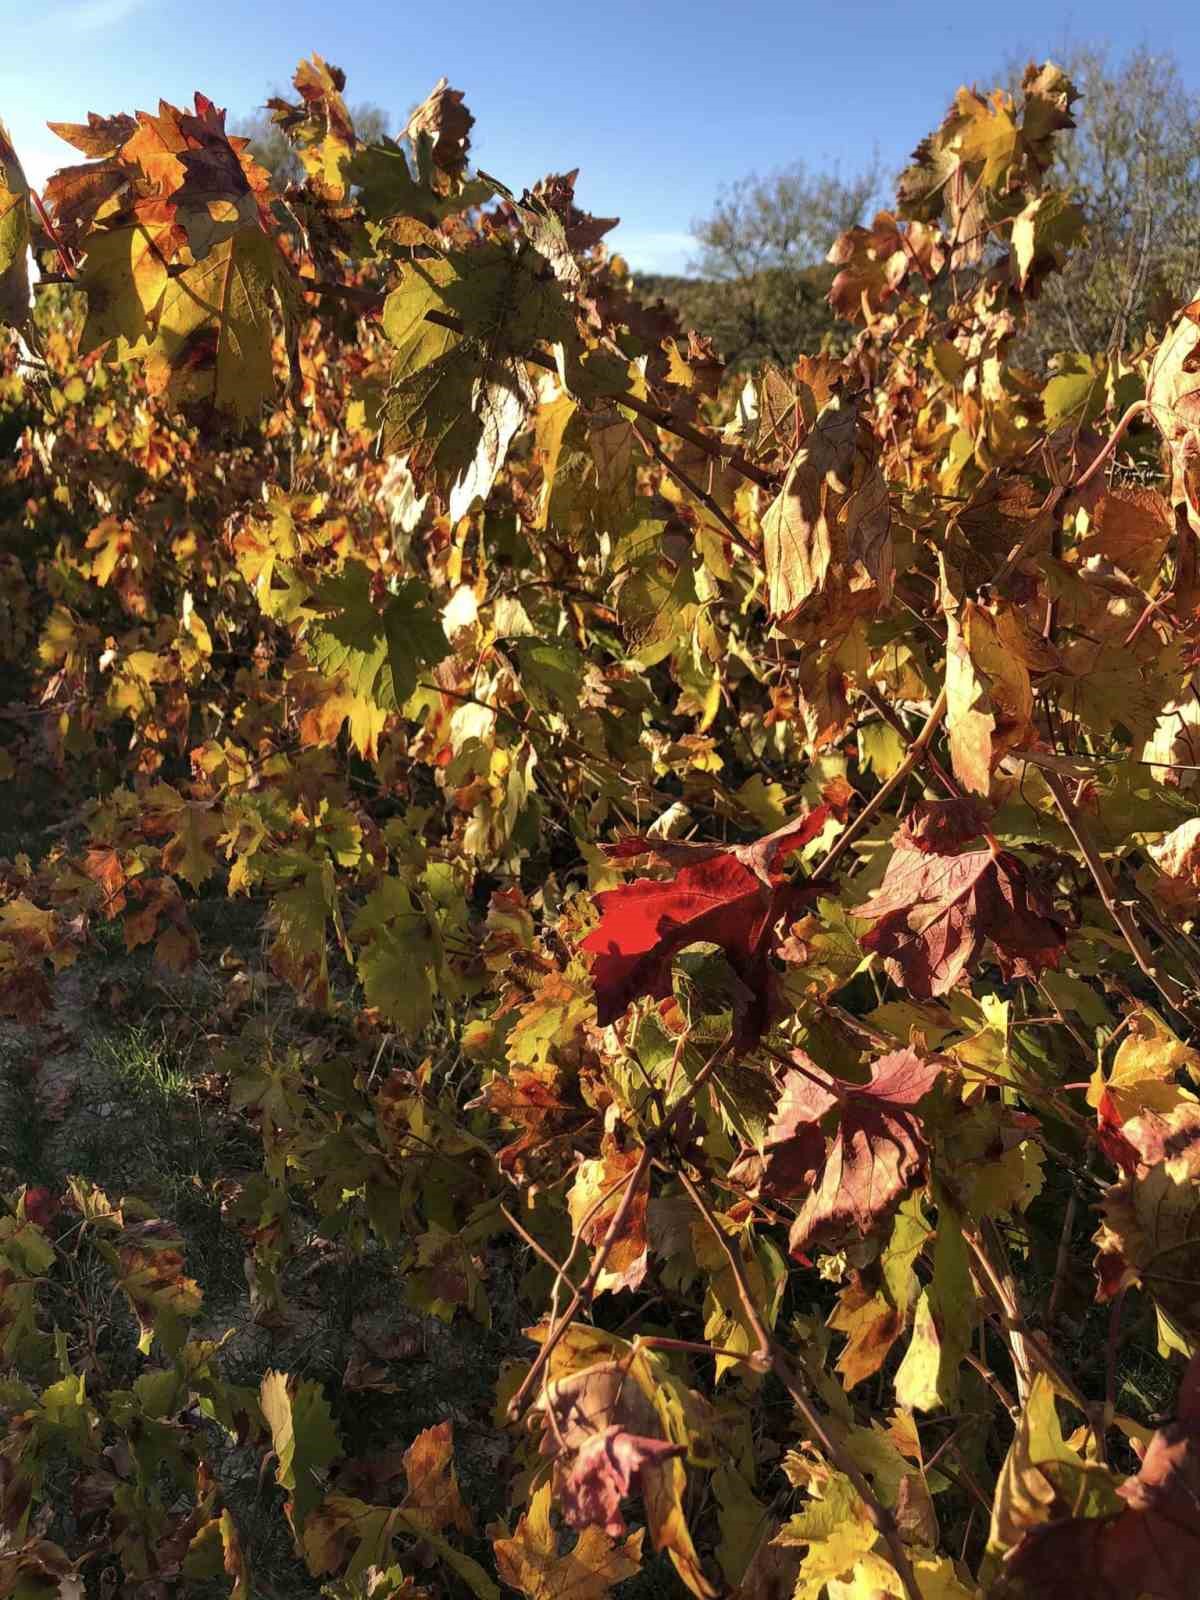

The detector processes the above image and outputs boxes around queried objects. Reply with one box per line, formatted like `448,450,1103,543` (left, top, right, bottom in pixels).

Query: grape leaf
997,1355,1200,1599
562,1428,685,1540
760,393,892,623
1094,1164,1200,1347
532,1356,711,1595
581,810,830,1047
567,1140,650,1297
306,564,448,711
748,1048,939,1257
852,807,1064,998
0,120,31,329
379,241,574,513
1148,297,1200,540
400,1421,472,1536
491,1482,643,1600
140,227,285,419
260,1370,343,1536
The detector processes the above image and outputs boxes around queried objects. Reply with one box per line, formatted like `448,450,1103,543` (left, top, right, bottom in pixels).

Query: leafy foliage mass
3,54,1200,1600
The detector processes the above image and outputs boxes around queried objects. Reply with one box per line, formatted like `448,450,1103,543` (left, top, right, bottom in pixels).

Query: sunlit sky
5,0,1199,274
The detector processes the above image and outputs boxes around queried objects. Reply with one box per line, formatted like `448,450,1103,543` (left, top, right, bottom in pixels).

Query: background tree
234,98,391,186
638,162,879,367
1018,45,1200,362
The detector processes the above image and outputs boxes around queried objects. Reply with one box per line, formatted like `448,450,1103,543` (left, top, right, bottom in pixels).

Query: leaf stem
1043,767,1198,1025
632,422,758,559
506,1036,732,1423
815,688,948,878
676,1166,924,1600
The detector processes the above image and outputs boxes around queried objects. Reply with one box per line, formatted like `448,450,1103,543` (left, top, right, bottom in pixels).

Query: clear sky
5,0,1199,274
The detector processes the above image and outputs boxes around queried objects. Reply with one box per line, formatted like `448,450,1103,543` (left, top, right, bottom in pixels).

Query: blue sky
5,0,1199,274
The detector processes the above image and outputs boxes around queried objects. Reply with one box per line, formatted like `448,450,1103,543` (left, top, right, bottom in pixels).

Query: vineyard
2,54,1200,1600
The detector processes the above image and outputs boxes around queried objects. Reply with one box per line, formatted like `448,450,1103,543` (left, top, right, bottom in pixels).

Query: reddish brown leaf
82,846,127,918
1094,1088,1143,1177
20,1187,60,1229
747,1047,940,1257
535,1360,687,1544
404,78,474,178
1000,1354,1200,1599
1081,487,1174,580
468,1067,586,1178
900,796,993,853
581,810,829,1046
562,1426,685,1539
852,808,1064,997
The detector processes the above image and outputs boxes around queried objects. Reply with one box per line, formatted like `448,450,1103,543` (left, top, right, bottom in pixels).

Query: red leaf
21,1186,60,1229
1000,1353,1200,1599
1094,1088,1142,1177
742,1047,940,1257
581,810,829,1046
852,806,1064,998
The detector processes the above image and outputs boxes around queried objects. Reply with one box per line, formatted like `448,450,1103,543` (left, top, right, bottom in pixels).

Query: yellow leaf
491,1483,642,1600
1088,1008,1200,1120
142,228,285,420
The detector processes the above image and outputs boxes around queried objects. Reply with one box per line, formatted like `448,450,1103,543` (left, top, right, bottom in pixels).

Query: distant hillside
631,262,842,369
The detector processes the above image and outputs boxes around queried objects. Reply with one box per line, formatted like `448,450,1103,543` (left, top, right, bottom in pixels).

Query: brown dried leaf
761,394,892,624
401,1421,472,1536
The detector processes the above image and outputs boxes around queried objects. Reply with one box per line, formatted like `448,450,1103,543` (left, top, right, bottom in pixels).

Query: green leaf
1042,353,1106,430
351,876,438,1032
379,242,573,510
269,859,338,1009
894,1194,972,1411
139,227,288,420
505,637,584,712
260,1371,343,1536
1012,192,1085,288
349,142,494,225
307,564,446,711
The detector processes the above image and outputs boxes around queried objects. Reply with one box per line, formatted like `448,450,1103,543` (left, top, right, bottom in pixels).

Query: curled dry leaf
563,1427,686,1539
941,561,1037,795
760,393,892,625
531,1355,712,1596
581,809,829,1047
1149,817,1200,916
827,212,945,321
404,78,474,179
